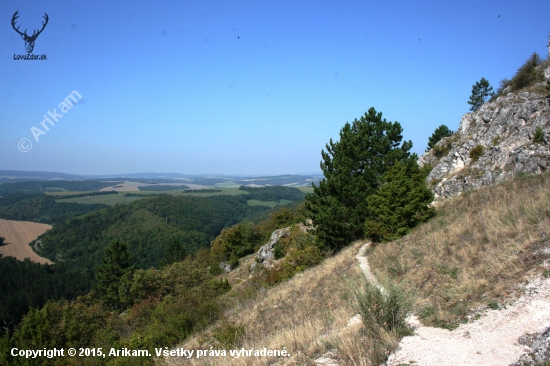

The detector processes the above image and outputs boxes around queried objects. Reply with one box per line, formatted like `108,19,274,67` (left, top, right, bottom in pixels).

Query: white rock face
251,223,312,271
419,90,550,200
251,227,291,270
219,261,232,273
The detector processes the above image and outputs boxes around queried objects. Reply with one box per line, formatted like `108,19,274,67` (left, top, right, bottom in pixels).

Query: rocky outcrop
420,83,550,200
251,227,291,270
251,223,312,271
219,261,232,273
510,326,550,366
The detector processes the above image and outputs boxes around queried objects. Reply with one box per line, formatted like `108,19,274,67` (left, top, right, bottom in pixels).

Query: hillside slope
156,171,550,366
162,243,370,365
369,171,550,365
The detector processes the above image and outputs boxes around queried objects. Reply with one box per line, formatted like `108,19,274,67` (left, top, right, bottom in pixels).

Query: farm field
0,219,52,264
297,186,314,194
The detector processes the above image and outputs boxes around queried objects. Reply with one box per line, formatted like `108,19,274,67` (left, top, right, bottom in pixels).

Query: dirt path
355,242,550,366
0,219,52,264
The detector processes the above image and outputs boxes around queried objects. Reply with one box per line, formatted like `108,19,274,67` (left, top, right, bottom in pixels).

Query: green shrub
508,53,544,92
356,281,412,335
433,143,452,158
469,145,485,161
265,226,324,284
210,221,261,262
534,126,546,144
228,255,239,269
492,135,501,146
273,240,285,259
434,144,451,158
492,78,511,100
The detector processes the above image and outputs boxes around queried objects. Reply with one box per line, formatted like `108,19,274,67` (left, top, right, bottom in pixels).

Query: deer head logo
11,11,49,54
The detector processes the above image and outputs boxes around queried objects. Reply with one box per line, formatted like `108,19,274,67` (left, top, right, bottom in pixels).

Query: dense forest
0,256,90,331
0,194,109,224
37,195,271,272
239,185,306,201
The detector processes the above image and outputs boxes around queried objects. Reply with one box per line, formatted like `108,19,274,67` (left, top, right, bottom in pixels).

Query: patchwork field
0,219,52,264
99,182,140,191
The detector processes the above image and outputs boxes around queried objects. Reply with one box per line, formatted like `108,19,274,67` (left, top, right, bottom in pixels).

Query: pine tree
468,77,494,112
426,125,454,151
305,107,412,251
93,240,133,309
364,160,434,242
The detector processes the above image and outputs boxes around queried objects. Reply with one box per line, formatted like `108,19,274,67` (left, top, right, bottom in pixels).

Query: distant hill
0,170,322,187
0,170,86,182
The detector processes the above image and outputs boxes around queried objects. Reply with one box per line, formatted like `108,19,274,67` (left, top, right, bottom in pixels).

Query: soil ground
0,219,52,264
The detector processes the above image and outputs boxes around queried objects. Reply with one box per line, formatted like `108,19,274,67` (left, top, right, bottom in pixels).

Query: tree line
0,180,121,196
239,185,306,202
0,194,109,224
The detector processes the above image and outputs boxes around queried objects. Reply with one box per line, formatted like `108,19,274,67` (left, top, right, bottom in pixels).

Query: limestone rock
219,261,232,273
420,90,550,200
252,227,291,270
510,326,550,365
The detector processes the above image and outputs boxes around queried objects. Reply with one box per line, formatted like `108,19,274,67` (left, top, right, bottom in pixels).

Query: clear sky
1,0,549,175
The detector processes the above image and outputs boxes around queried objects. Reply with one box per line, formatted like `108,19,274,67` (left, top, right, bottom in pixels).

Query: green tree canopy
93,240,134,309
364,160,435,242
305,107,413,251
426,125,454,152
468,77,494,112
160,240,188,268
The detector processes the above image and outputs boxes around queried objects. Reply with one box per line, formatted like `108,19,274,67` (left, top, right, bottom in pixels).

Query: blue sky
1,0,549,175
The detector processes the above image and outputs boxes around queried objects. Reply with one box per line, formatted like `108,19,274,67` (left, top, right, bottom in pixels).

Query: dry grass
368,172,550,329
160,242,389,366
157,171,550,364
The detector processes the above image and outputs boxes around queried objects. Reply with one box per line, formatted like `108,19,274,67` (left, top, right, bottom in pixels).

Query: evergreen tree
426,125,454,151
468,77,494,112
93,240,133,309
364,160,435,242
305,107,412,251
160,241,188,267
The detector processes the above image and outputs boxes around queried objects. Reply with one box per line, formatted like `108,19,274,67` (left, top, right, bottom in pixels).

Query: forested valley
0,185,306,351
